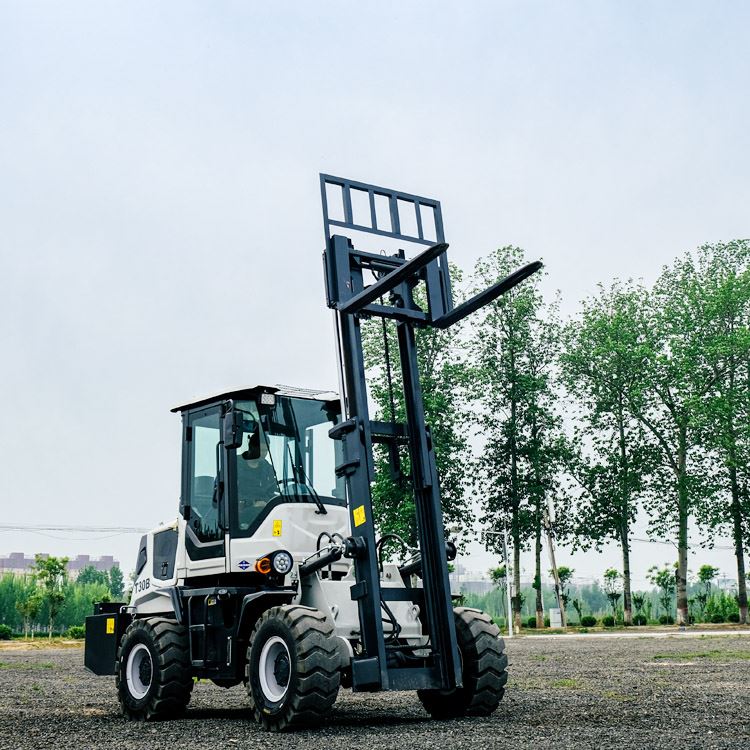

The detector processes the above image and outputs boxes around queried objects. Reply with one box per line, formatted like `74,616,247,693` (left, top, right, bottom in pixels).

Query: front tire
418,607,508,718
245,605,340,731
116,617,193,721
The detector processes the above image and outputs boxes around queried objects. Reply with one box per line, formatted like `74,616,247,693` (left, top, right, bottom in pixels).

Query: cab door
181,406,227,577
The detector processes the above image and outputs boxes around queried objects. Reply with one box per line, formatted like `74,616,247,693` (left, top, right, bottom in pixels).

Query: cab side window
188,411,223,543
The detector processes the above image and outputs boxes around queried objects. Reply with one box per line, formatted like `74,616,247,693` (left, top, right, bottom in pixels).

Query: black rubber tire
116,617,193,721
245,605,340,732
418,607,508,718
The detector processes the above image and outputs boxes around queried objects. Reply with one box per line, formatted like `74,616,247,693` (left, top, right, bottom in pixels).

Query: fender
237,589,297,637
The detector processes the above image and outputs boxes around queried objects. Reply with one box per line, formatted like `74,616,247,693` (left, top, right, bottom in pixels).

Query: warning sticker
272,519,282,537
353,505,366,527
106,617,115,635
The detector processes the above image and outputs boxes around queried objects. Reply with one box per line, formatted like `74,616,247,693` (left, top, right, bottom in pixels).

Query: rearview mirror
223,410,245,449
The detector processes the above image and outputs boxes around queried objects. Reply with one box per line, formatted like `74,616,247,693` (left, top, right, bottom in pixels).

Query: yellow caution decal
272,519,282,537
353,505,366,527
106,617,115,635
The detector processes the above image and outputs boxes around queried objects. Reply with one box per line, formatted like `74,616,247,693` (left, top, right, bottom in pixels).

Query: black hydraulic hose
299,546,343,578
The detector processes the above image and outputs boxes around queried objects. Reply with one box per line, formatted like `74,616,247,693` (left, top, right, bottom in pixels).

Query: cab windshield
230,396,344,535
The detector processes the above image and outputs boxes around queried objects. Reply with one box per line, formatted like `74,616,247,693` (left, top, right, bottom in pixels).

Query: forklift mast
320,174,541,693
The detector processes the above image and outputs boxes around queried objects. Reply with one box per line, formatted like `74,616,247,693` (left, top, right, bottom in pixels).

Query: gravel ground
1,633,749,750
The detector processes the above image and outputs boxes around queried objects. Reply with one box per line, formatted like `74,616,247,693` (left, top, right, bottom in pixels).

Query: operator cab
172,385,345,558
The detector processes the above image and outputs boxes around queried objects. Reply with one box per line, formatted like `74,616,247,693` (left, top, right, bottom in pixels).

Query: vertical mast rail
320,174,541,693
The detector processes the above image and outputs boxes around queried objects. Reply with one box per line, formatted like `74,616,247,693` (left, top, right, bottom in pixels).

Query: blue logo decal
238,560,250,571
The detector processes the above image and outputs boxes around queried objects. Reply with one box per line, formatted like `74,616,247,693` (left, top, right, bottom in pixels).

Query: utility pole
544,498,567,628
485,528,514,638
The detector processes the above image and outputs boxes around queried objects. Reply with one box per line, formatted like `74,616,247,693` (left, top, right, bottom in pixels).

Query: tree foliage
361,265,473,549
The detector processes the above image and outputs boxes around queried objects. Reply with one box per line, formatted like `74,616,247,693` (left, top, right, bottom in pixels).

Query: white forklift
85,175,540,730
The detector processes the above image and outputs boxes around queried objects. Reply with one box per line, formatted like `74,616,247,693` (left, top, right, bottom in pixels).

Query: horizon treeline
364,239,750,628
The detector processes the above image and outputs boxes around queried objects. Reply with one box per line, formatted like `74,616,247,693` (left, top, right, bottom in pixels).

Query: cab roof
171,384,340,413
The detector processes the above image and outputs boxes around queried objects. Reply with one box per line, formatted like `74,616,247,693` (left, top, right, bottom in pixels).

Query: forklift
84,175,541,730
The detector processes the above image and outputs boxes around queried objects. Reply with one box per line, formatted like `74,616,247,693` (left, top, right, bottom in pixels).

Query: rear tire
245,605,340,731
116,617,193,721
418,607,508,718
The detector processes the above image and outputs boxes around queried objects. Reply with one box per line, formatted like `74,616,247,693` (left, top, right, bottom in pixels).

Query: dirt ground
1,632,748,750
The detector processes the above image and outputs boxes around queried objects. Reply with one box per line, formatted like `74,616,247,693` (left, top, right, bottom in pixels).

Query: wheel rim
258,635,291,703
126,643,153,700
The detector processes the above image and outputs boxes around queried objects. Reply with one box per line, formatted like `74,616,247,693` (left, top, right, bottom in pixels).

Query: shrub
544,617,550,628
659,615,675,625
727,612,740,624
0,624,12,640
711,613,725,624
526,616,538,629
580,616,597,627
601,615,615,627
66,625,85,639
633,614,648,626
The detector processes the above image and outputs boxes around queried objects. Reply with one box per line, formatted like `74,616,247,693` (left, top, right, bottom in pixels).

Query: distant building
450,563,494,595
0,552,119,580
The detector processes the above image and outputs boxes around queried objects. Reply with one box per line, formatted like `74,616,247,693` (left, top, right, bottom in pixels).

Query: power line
0,523,149,534
630,536,737,552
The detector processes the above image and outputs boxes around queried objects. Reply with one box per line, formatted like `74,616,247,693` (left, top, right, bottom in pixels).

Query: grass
652,649,750,661
551,678,580,689
601,690,632,702
0,660,55,670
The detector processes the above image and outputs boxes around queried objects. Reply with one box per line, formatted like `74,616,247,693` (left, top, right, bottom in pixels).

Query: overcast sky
1,1,748,589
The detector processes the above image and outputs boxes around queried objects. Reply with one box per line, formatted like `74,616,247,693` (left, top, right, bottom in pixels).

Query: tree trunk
535,523,544,628
512,534,522,632
729,466,749,624
617,397,632,625
676,433,689,626
621,523,633,625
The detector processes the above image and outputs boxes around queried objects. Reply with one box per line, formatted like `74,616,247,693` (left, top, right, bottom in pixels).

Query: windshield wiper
286,443,327,515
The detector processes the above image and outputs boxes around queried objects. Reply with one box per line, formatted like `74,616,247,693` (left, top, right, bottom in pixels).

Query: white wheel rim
258,636,291,703
126,643,153,700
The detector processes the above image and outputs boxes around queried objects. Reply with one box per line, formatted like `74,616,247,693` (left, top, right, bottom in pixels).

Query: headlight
272,550,293,575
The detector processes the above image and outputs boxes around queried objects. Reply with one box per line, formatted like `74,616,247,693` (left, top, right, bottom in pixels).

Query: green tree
631,592,646,616
695,564,719,618
691,241,750,624
648,564,676,620
33,555,69,638
76,565,108,587
571,598,584,624
602,568,622,621
489,565,508,622
560,281,655,626
555,565,574,611
15,588,43,638
626,258,725,626
108,566,124,599
362,265,473,547
470,247,556,631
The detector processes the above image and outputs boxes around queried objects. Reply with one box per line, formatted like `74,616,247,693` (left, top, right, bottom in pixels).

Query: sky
1,1,748,590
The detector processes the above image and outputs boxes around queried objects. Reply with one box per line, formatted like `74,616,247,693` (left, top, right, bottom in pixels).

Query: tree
555,566,574,613
602,568,622,621
470,247,558,631
691,241,750,624
76,565,108,587
571,598,584,624
33,555,69,638
362,265,473,548
695,564,719,618
648,564,676,620
626,258,726,626
560,281,655,626
631,592,646,618
108,566,125,599
15,588,43,638
489,566,508,623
